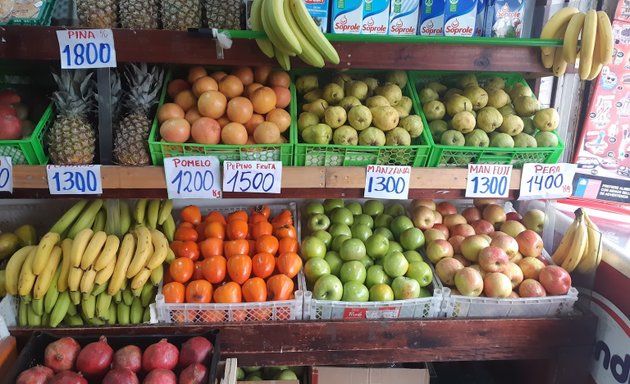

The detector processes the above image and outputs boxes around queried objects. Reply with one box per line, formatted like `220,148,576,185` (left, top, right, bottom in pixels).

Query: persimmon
213,282,242,303
227,220,248,240
204,221,226,239
247,240,257,257
271,209,293,228
242,277,267,302
169,257,194,283
175,226,198,242
227,254,252,285
181,205,202,225
278,237,299,254
227,210,248,223
179,222,194,229
172,240,199,261
192,261,204,280
224,239,249,258
195,221,208,241
256,234,279,255
277,252,302,279
205,211,227,225
162,281,185,303
200,237,223,259
249,212,268,225
251,221,273,240
267,274,294,301
201,255,227,284
274,224,297,239
252,205,271,219
252,252,275,279
186,280,213,303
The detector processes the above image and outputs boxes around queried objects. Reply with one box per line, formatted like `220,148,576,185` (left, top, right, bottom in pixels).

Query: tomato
252,252,275,279
274,224,297,239
252,205,271,219
276,252,302,279
200,237,223,259
256,234,279,255
227,210,248,223
266,274,294,301
181,205,202,225
201,255,227,284
204,221,226,239
185,280,213,303
242,277,267,302
213,282,242,303
178,241,200,261
192,261,204,280
205,211,227,225
271,209,293,228
227,254,252,285
251,221,273,240
278,237,298,254
169,257,194,284
175,226,198,242
224,239,249,258
162,281,186,303
227,220,248,240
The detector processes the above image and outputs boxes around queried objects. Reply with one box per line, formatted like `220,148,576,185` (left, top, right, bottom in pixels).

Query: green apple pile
417,74,560,149
411,198,572,298
237,366,303,381
302,199,433,302
296,71,424,146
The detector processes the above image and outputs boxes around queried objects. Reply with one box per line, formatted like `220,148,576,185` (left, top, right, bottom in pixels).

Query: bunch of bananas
251,0,340,70
3,198,174,327
540,7,613,79
0,224,37,298
551,208,602,273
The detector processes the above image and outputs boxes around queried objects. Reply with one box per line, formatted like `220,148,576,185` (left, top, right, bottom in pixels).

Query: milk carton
487,0,535,37
362,0,390,35
419,0,445,36
389,0,420,35
443,0,478,37
475,0,486,36
332,0,364,34
305,0,331,33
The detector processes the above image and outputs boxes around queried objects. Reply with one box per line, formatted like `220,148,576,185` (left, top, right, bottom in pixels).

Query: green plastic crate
0,0,54,26
293,70,432,167
149,69,294,166
409,71,565,168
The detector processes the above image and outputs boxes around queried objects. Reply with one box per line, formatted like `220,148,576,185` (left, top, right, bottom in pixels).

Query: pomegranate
45,337,81,373
143,339,179,371
47,370,88,384
0,114,22,140
143,368,177,384
102,368,140,384
113,345,142,372
76,336,113,377
179,336,213,367
16,365,54,384
179,362,208,384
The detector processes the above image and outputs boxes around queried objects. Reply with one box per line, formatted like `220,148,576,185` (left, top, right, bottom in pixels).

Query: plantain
117,302,131,325
27,304,42,326
130,297,143,324
150,264,163,286
65,314,84,326
57,239,73,292
108,301,117,324
91,282,108,296
96,291,113,320
134,199,148,224
69,290,81,305
82,293,96,319
31,297,44,316
119,200,132,235
161,215,176,242
18,300,28,326
92,209,107,232
141,283,156,307
14,224,37,246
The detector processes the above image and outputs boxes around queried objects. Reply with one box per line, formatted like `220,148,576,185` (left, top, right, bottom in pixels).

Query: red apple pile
412,199,572,298
16,336,213,384
0,89,33,140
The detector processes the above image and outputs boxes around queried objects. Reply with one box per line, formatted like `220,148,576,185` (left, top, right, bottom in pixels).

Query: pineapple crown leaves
93,69,123,122
122,63,165,114
51,69,95,119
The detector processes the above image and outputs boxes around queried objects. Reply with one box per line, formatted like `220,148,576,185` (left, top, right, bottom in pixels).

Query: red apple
411,206,435,230
490,235,519,259
517,257,545,280
518,278,547,297
0,114,22,140
488,230,508,239
450,287,462,295
461,235,491,262
502,262,524,288
443,214,467,228
453,254,471,267
482,204,507,229
411,199,436,211
435,257,465,286
508,291,520,298
461,207,482,223
500,220,526,238
432,223,450,239
454,267,484,296
448,235,465,254
433,211,443,224
510,252,523,263
426,239,454,264
539,266,571,295
473,198,499,209
522,209,545,234
506,211,523,222
516,230,544,258
424,228,447,243
478,246,509,273
450,223,476,238
469,264,487,278
483,272,512,298
471,219,495,235
436,201,457,216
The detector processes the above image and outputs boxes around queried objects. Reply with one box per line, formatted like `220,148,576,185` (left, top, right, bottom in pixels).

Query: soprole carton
419,0,445,36
362,0,390,35
332,0,364,34
389,0,420,35
305,0,331,33
443,0,478,37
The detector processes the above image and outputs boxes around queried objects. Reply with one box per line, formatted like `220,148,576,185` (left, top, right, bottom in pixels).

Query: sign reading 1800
56,29,117,69
163,157,221,199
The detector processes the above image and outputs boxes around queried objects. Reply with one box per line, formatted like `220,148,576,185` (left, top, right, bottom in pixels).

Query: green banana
31,298,44,316
122,289,134,306
161,215,176,242
82,294,96,319
134,199,148,224
150,264,163,287
141,284,155,307
20,293,32,304
108,302,117,324
130,297,143,324
70,290,81,305
114,290,123,304
18,300,28,326
42,312,50,327
49,291,70,327
120,201,132,235
147,199,160,229
91,282,108,296
289,0,340,64
65,314,84,326
251,0,275,58
131,283,144,298
44,265,62,314
143,306,151,323
92,209,107,232
165,248,175,264
96,291,113,320
67,302,77,316
117,302,131,325
50,200,88,235
87,316,105,325
68,199,104,239
157,200,173,225
27,305,42,326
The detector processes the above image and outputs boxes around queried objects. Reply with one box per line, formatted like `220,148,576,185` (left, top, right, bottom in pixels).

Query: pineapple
119,0,159,29
205,0,242,30
48,70,97,165
160,0,201,31
76,0,118,28
113,64,164,166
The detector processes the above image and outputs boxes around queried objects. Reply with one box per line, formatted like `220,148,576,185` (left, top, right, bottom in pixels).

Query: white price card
47,165,102,195
56,29,117,69
0,156,13,193
465,164,512,198
364,165,411,200
222,161,282,194
519,163,577,200
163,157,221,199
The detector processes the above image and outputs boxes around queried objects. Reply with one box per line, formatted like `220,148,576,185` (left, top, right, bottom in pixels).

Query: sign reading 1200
163,157,221,199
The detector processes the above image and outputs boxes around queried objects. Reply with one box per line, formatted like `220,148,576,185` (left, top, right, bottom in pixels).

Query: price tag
0,156,13,193
465,164,512,198
56,29,117,69
519,163,577,200
47,165,102,195
364,165,411,200
163,157,221,199
222,161,282,194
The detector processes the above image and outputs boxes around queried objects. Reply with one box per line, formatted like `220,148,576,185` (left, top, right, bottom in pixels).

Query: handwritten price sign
0,156,13,193
519,163,577,200
56,29,117,69
466,164,512,198
47,165,102,195
223,161,282,194
163,157,221,199
364,165,411,200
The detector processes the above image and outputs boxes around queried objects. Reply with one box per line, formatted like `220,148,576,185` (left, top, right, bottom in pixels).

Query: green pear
489,132,515,148
386,70,408,88
533,108,559,131
486,88,511,109
522,117,536,135
302,124,333,144
296,75,319,94
366,95,390,108
338,96,362,111
362,77,379,94
444,88,464,100
333,125,359,145
498,104,515,116
332,73,353,88
464,129,490,147
457,74,478,88
476,107,503,133
485,76,506,89
395,96,413,117
298,112,320,133
418,87,439,104
359,127,386,146
348,105,373,131
427,81,448,95
429,120,449,142
375,84,403,106
441,130,465,146
323,83,344,104
513,96,539,117
499,114,524,136
513,133,538,148
345,80,369,101
370,106,400,131
422,100,446,121
508,82,532,100
399,115,424,138
450,111,476,134
446,95,473,116
324,106,347,128
535,131,559,147
385,127,412,146
463,86,488,110
303,99,328,118
304,88,324,103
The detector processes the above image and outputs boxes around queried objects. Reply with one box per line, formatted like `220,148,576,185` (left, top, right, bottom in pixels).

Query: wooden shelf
0,26,552,74
7,166,523,199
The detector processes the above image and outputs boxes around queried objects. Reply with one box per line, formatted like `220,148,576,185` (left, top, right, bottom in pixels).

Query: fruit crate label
343,307,401,319
222,161,282,194
364,165,411,200
0,156,13,193
519,163,577,200
47,165,102,195
465,164,512,198
163,156,221,199
56,29,117,69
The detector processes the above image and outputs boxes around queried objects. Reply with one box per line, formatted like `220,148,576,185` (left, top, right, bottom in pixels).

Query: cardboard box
311,366,430,384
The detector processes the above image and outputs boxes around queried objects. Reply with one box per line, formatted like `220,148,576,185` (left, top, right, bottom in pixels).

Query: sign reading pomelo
163,156,221,199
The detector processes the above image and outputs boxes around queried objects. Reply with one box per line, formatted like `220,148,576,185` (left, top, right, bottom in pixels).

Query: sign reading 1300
56,29,117,69
47,165,103,195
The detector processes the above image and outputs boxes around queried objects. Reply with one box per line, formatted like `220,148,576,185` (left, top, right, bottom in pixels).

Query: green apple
345,201,363,215
342,281,369,301
245,374,263,381
340,238,367,261
324,251,343,275
236,368,246,380
312,229,332,248
403,250,423,263
313,274,343,301
355,214,374,228
304,257,331,284
374,213,394,228
331,235,351,252
390,215,414,240
323,198,344,213
369,283,395,301
359,255,374,269
375,257,385,266
339,260,367,283
374,227,394,240
330,207,354,226
329,223,352,238
388,240,403,254
399,227,425,251
307,213,331,232
301,236,327,259
419,287,432,298
275,370,299,380
406,261,433,287
385,202,407,217
366,265,392,288
383,251,409,277
304,201,325,216
365,233,390,259
392,276,421,300
363,200,385,216
351,224,373,242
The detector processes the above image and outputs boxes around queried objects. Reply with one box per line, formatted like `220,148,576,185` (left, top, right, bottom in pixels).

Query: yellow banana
134,199,148,224
94,235,121,271
32,232,60,275
577,211,603,273
562,211,588,272
162,215,176,242
126,226,153,278
540,7,580,57
67,199,103,239
587,63,603,80
50,200,88,234
157,200,173,226
284,0,325,67
49,291,70,327
67,267,83,292
290,0,340,64
120,200,132,235
596,11,613,65
146,229,168,270
130,268,152,291
80,231,107,270
150,264,163,286
91,282,108,296
44,265,62,314
263,0,302,55
562,12,585,64
17,247,37,297
92,209,106,232
579,10,598,80
5,245,35,296
58,239,73,292
80,268,97,294
274,46,292,71
0,271,5,297
107,233,135,295
553,47,568,77
95,261,116,285
551,213,580,265
70,228,93,268
33,246,62,299
251,0,275,58
146,199,160,229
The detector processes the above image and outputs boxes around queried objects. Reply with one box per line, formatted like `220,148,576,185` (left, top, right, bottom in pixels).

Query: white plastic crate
0,295,18,327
